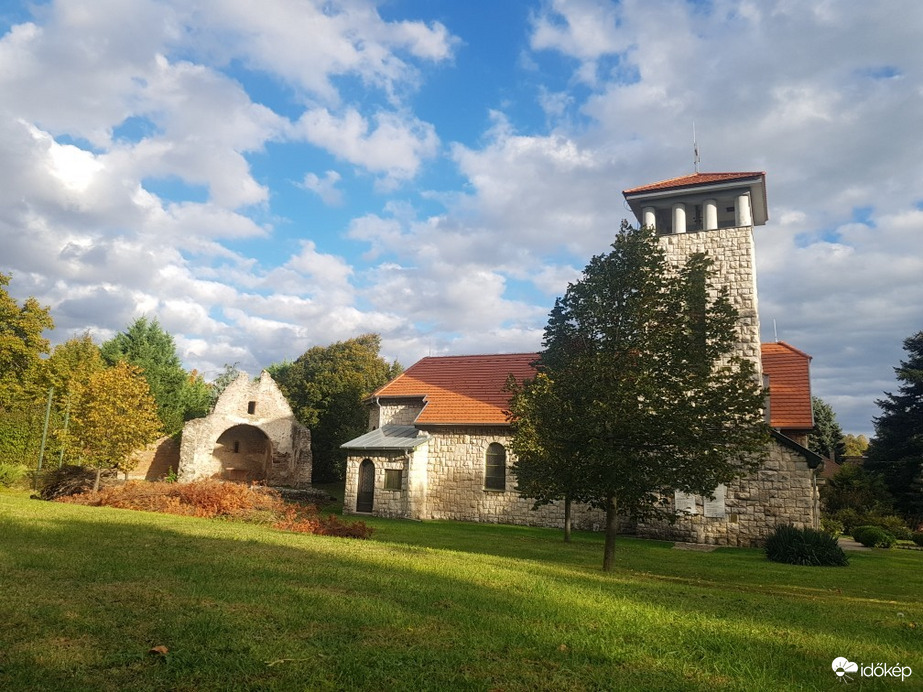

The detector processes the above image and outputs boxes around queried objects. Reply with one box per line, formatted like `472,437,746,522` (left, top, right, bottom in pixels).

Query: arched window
484,443,506,491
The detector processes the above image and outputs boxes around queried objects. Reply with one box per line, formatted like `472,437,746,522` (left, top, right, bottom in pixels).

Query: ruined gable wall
178,371,311,486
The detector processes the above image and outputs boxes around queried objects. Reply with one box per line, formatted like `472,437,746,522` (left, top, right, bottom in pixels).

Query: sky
1,0,921,437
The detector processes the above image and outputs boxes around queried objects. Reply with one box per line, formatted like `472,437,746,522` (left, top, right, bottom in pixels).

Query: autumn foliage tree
0,273,54,467
69,361,162,490
509,223,768,571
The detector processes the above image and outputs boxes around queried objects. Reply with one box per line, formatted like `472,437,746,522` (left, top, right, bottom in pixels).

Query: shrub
0,462,28,488
765,524,849,566
273,506,374,539
820,516,844,538
865,514,912,541
831,508,863,534
851,525,896,548
912,532,923,547
55,479,373,539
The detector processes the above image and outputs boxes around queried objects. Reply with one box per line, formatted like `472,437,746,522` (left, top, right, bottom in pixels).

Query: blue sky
2,0,922,437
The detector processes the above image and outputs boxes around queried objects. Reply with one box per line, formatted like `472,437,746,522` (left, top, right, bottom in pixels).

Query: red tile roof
373,353,539,425
375,343,813,429
762,341,814,430
623,171,765,195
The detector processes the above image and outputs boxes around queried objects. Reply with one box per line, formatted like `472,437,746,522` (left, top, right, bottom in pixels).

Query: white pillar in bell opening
642,206,656,230
735,192,752,227
704,199,718,230
672,203,687,233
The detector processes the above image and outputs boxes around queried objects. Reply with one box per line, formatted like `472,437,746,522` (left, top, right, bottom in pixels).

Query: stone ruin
178,371,311,487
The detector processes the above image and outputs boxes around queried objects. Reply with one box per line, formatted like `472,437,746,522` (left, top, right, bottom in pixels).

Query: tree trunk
563,496,572,543
93,467,102,492
602,494,619,571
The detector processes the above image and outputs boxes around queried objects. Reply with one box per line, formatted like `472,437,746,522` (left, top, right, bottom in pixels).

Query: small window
485,443,506,491
384,469,403,490
247,401,256,414
233,440,240,453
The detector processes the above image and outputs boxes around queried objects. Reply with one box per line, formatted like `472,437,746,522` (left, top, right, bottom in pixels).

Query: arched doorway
213,424,271,482
356,458,375,512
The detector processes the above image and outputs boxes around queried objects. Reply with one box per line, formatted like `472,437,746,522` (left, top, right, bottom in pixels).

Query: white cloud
294,107,439,186
300,170,344,206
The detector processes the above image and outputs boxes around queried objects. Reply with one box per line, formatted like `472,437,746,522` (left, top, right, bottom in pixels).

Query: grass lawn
1,489,920,691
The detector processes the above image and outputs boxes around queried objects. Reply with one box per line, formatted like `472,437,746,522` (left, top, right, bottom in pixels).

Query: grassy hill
1,490,920,690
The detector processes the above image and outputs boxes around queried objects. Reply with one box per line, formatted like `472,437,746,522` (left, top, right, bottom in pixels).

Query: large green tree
808,396,846,462
270,334,402,482
509,223,768,571
69,361,162,490
101,318,207,434
866,331,923,523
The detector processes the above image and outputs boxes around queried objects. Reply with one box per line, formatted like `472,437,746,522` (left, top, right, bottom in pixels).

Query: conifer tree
866,331,923,523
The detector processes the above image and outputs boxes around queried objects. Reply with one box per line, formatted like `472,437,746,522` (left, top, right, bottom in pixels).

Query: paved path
837,537,871,551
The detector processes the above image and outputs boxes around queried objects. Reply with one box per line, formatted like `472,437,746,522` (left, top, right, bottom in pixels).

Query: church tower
622,171,768,378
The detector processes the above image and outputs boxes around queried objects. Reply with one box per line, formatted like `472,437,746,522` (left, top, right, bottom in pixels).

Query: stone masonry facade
659,226,762,377
179,371,311,487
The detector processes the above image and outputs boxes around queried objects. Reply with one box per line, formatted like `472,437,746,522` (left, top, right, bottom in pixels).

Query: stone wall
127,435,180,481
343,450,412,519
658,226,762,378
342,426,606,529
178,371,311,487
342,425,818,545
635,439,820,546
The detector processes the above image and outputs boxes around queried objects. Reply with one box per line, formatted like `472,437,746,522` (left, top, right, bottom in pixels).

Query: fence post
34,386,54,490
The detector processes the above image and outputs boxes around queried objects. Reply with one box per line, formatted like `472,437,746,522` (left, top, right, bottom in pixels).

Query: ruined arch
213,424,272,482
178,371,312,487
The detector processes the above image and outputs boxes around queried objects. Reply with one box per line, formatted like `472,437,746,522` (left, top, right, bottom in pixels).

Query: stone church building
342,171,824,546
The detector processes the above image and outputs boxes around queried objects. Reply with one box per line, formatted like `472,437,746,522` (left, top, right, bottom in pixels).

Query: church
341,171,823,546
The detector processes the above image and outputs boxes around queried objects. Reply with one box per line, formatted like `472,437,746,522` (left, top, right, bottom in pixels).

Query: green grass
1,490,920,691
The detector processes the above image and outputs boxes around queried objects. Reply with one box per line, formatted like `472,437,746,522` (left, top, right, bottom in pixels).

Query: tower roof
623,171,768,228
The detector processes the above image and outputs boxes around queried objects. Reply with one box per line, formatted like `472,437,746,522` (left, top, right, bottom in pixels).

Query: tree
807,396,846,462
69,361,162,490
39,333,106,466
820,463,892,516
208,363,242,409
0,273,53,401
866,331,923,523
270,334,402,482
0,274,54,467
101,318,193,434
508,371,587,542
842,434,869,457
509,223,768,571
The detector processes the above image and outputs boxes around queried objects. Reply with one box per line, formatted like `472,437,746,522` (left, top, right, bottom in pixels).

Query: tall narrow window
484,443,506,491
247,401,256,415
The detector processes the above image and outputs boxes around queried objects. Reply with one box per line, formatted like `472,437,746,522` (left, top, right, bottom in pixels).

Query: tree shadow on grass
0,502,919,691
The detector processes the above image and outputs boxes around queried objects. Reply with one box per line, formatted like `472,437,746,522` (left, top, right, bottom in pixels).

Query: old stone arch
178,371,312,487
213,424,272,482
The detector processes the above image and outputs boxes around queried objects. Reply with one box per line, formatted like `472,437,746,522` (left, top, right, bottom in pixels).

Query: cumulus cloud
2,0,921,436
294,107,439,187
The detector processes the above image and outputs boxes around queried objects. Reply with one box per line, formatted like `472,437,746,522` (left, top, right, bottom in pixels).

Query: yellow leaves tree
70,362,162,490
